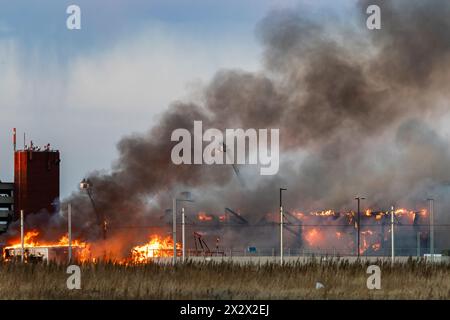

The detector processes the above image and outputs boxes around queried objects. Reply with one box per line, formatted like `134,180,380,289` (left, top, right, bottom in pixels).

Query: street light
172,192,194,265
391,205,395,265
280,187,287,265
355,196,365,258
427,198,434,261
68,203,72,263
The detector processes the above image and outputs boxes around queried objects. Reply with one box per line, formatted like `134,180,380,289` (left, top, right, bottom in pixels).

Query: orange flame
6,230,87,249
131,235,180,263
305,228,324,246
198,212,213,221
3,230,90,262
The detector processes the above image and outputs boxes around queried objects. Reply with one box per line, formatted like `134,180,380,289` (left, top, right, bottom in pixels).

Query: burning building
2,231,89,264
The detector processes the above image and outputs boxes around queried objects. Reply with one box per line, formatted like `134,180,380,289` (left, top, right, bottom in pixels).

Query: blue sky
0,0,352,197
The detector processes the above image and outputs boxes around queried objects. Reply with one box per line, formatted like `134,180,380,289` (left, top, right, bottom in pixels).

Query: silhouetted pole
173,192,194,265
417,232,421,258
280,188,287,265
428,198,434,261
172,198,177,265
182,207,186,263
391,205,395,265
355,197,365,257
68,203,72,263
20,210,24,263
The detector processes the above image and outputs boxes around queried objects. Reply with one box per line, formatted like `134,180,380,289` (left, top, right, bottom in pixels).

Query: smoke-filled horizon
3,0,450,255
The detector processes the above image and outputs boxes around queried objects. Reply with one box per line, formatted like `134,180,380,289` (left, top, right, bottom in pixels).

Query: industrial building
0,129,60,234
0,182,14,233
3,245,85,264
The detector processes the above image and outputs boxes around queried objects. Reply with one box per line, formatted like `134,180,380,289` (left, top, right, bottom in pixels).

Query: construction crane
80,178,107,240
225,207,249,225
283,211,302,236
221,142,246,187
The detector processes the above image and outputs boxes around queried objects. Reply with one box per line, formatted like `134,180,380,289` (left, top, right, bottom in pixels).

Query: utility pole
172,197,177,265
428,198,434,261
68,203,72,263
20,210,24,263
355,197,365,258
417,232,421,258
182,207,186,263
13,128,16,152
280,188,287,265
173,192,194,265
391,205,395,265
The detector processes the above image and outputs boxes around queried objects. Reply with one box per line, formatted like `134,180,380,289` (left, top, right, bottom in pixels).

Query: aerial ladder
80,178,107,240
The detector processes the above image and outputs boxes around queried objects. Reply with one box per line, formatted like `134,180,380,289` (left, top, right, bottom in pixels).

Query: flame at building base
2,231,182,264
130,235,181,263
2,230,91,263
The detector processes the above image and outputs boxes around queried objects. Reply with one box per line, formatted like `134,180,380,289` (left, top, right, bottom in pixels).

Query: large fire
5,230,88,249
3,231,181,264
260,207,428,255
1,206,429,262
297,207,428,255
305,228,324,246
131,235,181,263
3,230,91,262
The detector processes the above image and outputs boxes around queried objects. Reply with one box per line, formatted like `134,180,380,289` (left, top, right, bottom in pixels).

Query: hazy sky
0,0,350,197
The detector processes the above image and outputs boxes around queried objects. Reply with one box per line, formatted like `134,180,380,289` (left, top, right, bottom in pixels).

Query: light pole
417,232,421,258
68,203,72,263
182,207,186,262
172,192,194,265
355,196,365,258
20,210,24,263
280,187,287,265
172,198,177,265
391,205,395,265
427,198,434,261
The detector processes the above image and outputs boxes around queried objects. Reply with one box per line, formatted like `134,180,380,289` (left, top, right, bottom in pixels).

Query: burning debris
2,231,182,264
197,212,213,222
0,205,435,262
131,235,180,263
2,231,90,263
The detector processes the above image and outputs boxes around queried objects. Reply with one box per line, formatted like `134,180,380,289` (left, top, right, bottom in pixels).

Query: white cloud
66,25,260,115
0,24,261,196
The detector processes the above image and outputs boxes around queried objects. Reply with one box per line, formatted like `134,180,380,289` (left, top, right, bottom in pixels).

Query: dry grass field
0,259,449,299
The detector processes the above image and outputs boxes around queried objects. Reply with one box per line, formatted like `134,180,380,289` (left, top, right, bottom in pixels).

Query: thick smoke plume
5,0,450,255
